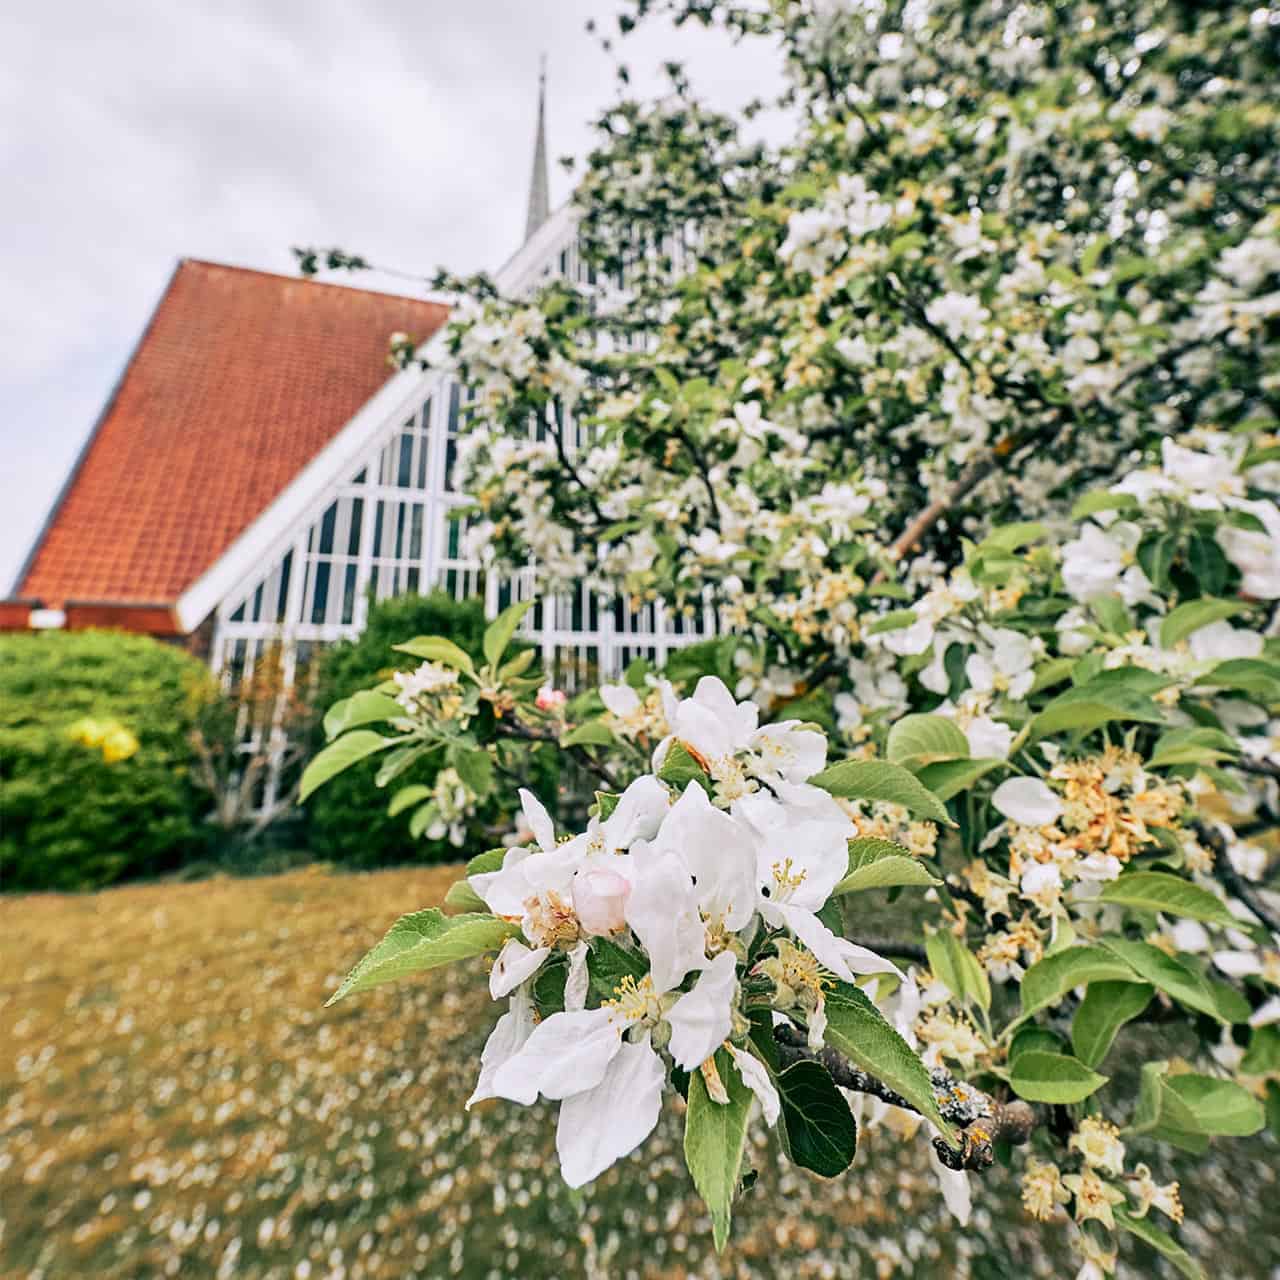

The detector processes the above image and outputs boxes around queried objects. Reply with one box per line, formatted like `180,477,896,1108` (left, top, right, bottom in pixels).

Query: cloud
0,1,786,592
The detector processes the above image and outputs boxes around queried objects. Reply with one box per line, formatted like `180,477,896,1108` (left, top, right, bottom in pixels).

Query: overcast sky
0,1,785,592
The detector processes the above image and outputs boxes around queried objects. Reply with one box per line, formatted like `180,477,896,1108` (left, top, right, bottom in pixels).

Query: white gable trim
175,204,579,633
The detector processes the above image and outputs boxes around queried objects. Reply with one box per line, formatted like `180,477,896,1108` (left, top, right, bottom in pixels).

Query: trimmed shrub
306,592,554,866
0,630,212,891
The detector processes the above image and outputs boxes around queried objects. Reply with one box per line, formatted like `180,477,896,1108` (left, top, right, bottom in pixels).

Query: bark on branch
773,1022,1038,1172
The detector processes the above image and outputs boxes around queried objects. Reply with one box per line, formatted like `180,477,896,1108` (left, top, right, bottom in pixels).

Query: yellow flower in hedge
101,726,140,763
67,717,139,762
67,716,107,748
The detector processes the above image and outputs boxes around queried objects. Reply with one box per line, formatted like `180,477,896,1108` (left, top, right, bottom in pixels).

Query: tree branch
773,1022,1038,1171
1193,820,1280,935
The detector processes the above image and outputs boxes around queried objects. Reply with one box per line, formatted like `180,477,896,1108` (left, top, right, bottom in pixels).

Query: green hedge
0,630,212,891
306,593,500,866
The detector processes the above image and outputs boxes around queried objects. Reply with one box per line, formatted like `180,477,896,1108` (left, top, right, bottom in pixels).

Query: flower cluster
465,676,897,1189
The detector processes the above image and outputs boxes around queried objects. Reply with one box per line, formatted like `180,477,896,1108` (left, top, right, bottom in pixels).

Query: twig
773,1022,1038,1171
853,939,929,964
1194,820,1280,935
546,399,608,526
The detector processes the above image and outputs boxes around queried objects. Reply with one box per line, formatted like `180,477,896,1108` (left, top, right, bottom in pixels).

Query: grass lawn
1,866,1277,1279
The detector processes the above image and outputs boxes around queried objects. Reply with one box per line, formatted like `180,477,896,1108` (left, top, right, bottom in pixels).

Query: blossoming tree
301,2,1280,1274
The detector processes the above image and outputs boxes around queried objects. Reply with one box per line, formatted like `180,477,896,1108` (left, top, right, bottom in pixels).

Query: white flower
1020,861,1063,903
664,676,758,766
1129,103,1173,142
1188,620,1263,663
1060,522,1155,605
992,777,1063,827
925,291,989,340
1217,499,1280,598
1056,606,1094,655
488,950,740,1188
750,721,828,785
962,714,1015,760
965,627,1036,700
599,683,641,718
741,789,898,984
572,867,632,936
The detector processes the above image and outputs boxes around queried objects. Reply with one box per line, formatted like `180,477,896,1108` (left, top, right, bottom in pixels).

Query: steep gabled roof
16,259,448,616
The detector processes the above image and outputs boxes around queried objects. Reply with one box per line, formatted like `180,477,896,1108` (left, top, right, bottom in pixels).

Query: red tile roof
17,260,448,617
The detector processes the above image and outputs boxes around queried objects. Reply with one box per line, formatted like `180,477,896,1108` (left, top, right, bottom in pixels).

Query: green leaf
1193,658,1280,700
886,714,970,768
1242,1024,1280,1075
822,981,954,1142
388,784,431,817
1097,871,1237,926
451,746,494,797
300,730,404,802
834,837,939,894
1147,726,1238,769
587,937,649,999
866,609,918,636
1115,1208,1206,1280
1008,1050,1108,1104
1071,490,1140,520
1009,1026,1065,1063
1019,946,1137,1019
409,803,437,840
374,743,428,788
499,648,537,680
811,760,952,825
483,599,534,667
392,635,476,678
1164,1073,1266,1136
1130,1061,1208,1152
978,521,1047,553
1029,669,1165,739
658,740,711,790
443,878,487,912
325,909,518,1005
775,1059,858,1178
465,847,507,878
562,720,617,748
1071,981,1154,1068
1138,533,1178,591
925,930,991,1012
1097,940,1233,1023
913,757,1003,801
1160,598,1249,650
1089,594,1132,636
531,956,567,1017
684,1047,754,1251
323,690,402,741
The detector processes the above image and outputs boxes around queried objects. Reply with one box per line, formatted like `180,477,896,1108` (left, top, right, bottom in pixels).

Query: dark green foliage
0,630,211,891
306,592,555,866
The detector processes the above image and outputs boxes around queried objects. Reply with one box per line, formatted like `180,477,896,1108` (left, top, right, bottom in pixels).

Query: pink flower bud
572,868,631,937
536,686,567,710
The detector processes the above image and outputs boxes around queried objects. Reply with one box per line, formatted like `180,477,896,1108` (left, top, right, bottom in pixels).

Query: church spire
524,55,550,243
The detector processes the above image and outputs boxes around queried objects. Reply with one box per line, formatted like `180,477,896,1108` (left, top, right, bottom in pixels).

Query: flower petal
602,775,671,850
490,1007,621,1104
519,787,557,852
490,938,552,1000
555,1034,666,1188
727,1044,780,1126
624,850,706,994
775,904,900,982
667,950,739,1070
564,941,591,1012
991,777,1063,828
466,989,536,1109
